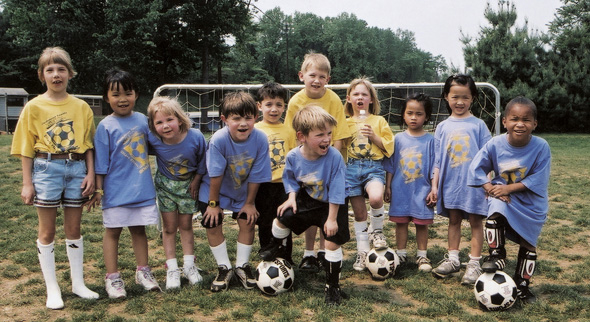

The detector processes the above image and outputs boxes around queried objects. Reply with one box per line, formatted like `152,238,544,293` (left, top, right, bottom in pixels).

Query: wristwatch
208,200,219,208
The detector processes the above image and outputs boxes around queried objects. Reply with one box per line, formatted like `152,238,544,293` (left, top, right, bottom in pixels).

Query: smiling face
346,84,372,116
404,100,428,134
153,111,183,144
106,82,137,117
298,123,333,160
445,82,473,118
298,67,330,99
258,96,286,125
503,103,537,147
221,113,256,142
42,63,72,95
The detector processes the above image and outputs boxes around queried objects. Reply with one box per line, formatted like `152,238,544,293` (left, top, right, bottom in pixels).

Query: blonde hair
147,96,193,138
300,52,331,75
292,104,337,136
345,77,381,116
37,47,77,83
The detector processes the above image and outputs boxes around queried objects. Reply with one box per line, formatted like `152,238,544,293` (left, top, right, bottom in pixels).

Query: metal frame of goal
153,83,501,136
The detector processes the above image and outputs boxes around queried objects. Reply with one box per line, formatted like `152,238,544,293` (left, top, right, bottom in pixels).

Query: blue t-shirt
383,132,439,219
148,128,207,181
198,127,271,212
282,146,346,205
94,112,156,209
468,134,551,247
434,115,492,216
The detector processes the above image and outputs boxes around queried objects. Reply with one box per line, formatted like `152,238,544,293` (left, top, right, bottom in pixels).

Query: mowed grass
0,133,589,321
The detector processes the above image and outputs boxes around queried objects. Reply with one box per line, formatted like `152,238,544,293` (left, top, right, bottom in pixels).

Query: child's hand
426,187,438,207
277,198,296,217
486,184,512,203
188,179,199,200
21,184,35,205
80,173,95,197
84,192,102,212
239,203,259,226
323,219,338,238
384,186,391,203
203,206,223,227
360,124,375,141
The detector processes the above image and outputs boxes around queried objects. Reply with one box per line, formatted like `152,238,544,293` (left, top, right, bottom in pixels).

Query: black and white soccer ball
365,247,400,280
255,258,294,296
474,271,517,311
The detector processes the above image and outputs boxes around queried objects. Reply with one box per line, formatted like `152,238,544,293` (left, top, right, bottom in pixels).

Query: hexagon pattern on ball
255,258,294,295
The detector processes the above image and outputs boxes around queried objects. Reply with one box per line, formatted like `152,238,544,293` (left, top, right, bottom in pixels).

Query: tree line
0,0,589,132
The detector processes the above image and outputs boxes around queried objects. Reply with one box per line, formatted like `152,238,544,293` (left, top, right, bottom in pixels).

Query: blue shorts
32,157,89,208
345,158,385,197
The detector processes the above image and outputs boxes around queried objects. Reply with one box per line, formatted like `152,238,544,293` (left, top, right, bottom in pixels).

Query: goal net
153,83,500,135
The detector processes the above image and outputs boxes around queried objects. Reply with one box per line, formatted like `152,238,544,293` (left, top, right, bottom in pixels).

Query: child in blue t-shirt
147,96,207,290
384,93,439,272
468,96,551,304
89,69,161,299
432,74,492,285
197,92,272,292
259,105,349,306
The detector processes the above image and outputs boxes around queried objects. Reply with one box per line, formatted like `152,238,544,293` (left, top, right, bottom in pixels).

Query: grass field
0,133,589,322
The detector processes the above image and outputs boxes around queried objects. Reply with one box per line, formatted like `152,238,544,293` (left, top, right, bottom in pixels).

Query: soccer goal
153,83,500,135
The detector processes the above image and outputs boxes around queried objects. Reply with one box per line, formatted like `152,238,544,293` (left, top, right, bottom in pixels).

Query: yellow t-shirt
346,114,394,160
254,121,297,183
285,88,351,142
11,95,95,158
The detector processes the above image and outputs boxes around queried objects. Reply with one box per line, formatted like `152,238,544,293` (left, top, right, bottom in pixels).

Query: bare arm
21,157,34,205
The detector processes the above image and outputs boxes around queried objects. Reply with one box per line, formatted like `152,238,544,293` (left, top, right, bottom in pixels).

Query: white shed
0,88,28,133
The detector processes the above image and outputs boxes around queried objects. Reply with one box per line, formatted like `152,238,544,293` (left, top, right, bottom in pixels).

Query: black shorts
278,189,350,246
255,182,288,227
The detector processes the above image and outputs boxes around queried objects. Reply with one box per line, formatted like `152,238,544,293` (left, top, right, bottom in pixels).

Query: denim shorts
32,157,88,208
345,158,386,197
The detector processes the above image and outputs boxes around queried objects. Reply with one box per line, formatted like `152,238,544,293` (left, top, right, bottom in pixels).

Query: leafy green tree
461,1,554,129
547,0,590,132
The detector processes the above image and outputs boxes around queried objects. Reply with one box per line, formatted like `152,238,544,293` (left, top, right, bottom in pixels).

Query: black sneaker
324,285,343,306
235,264,256,289
299,256,319,271
517,285,537,304
481,254,506,273
211,265,234,292
258,238,284,261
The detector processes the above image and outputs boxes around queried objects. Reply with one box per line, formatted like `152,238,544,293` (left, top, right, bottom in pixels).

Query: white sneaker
432,255,460,278
166,269,181,290
461,261,482,285
105,275,126,299
135,267,161,291
369,230,388,250
416,256,432,272
234,264,257,290
353,251,367,271
183,265,203,285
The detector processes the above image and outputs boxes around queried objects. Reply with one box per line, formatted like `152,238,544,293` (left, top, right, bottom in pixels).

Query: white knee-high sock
66,237,99,299
37,240,64,309
354,220,370,252
210,240,232,269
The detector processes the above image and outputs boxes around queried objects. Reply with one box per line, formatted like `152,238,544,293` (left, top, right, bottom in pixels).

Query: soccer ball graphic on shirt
474,271,517,311
255,258,294,296
365,247,400,280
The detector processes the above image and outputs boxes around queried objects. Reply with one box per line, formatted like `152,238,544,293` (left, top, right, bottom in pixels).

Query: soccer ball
255,258,294,296
365,247,400,280
474,271,517,311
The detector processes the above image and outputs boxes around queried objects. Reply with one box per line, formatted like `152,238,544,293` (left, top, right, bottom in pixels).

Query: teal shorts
154,171,197,214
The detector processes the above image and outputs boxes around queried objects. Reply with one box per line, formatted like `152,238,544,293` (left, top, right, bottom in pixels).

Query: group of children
12,47,551,309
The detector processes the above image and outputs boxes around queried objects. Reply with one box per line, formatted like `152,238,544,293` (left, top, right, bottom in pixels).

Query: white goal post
154,83,501,135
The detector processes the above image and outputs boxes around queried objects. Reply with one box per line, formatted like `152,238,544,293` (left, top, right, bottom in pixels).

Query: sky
252,0,563,70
